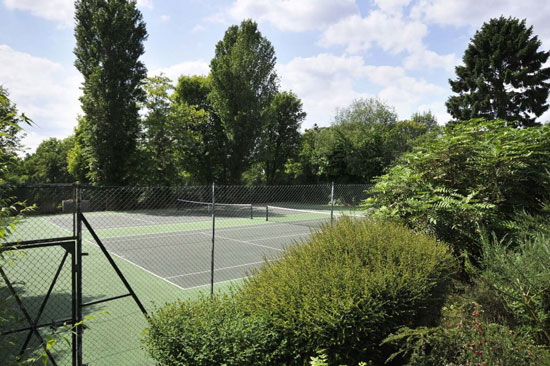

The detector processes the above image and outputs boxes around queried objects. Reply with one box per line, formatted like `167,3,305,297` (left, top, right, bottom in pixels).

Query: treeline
5,93,438,185
2,5,550,188
2,4,440,186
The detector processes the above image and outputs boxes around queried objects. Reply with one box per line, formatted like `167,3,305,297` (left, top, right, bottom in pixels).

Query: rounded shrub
143,293,286,365
236,217,457,365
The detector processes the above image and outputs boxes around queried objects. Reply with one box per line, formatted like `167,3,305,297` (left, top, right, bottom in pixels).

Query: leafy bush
384,302,550,365
237,218,457,365
143,293,286,366
364,119,550,254
469,226,550,345
143,219,456,365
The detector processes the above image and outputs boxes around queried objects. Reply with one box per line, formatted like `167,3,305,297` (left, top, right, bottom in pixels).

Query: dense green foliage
145,218,457,365
238,218,456,365
382,210,550,364
0,86,34,362
170,75,227,183
72,0,148,184
364,119,550,254
135,75,180,185
385,303,550,366
0,86,29,183
209,19,278,183
247,91,305,184
471,228,550,345
447,17,550,126
295,100,437,183
13,137,74,184
144,293,285,366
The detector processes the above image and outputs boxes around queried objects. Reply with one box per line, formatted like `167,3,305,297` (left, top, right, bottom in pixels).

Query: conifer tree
73,0,148,184
446,17,550,127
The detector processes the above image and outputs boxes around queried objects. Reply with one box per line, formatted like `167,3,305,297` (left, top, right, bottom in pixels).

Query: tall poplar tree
446,17,550,127
209,19,278,184
73,0,148,184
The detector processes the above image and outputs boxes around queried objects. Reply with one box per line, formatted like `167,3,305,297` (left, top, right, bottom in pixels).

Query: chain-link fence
0,184,77,366
1,183,370,365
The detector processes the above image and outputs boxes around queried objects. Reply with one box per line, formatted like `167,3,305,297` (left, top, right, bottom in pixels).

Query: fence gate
0,184,147,366
0,238,79,365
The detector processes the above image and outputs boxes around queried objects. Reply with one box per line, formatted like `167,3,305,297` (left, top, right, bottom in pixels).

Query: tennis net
176,199,254,219
265,205,365,228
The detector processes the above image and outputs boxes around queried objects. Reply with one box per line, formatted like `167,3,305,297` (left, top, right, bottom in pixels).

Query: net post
210,182,216,295
330,182,335,224
265,206,269,221
250,204,253,220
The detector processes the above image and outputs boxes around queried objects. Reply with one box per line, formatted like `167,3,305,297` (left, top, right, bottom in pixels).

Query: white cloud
136,0,153,9
404,48,460,71
3,0,74,27
320,12,427,54
278,53,447,127
191,24,205,33
278,54,371,126
202,12,229,25
374,0,413,15
160,15,171,22
0,45,82,152
150,61,210,83
229,0,358,32
3,0,154,27
411,0,550,47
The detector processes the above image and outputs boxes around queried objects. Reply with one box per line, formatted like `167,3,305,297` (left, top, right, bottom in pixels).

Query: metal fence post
330,182,335,224
76,184,83,366
210,182,216,295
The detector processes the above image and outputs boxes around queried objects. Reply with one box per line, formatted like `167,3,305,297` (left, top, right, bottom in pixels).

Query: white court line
40,217,72,234
82,237,188,292
254,233,308,241
102,226,309,244
112,212,158,225
180,276,248,291
165,260,268,279
216,222,311,234
201,232,283,252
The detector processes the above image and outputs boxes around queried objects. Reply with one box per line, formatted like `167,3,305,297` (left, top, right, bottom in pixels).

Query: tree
446,17,550,127
410,111,438,130
0,85,30,183
209,19,278,183
174,75,211,111
251,91,305,184
172,75,227,184
137,75,180,185
294,99,437,184
73,0,148,184
23,137,74,183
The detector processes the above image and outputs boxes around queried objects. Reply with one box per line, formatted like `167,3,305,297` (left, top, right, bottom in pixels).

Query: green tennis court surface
2,205,344,365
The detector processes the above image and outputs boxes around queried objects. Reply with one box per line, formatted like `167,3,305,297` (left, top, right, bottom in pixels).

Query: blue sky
1,0,549,153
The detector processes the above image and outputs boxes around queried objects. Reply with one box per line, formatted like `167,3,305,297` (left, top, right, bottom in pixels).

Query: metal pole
76,184,83,366
330,182,335,224
265,206,269,221
72,184,77,366
210,183,215,295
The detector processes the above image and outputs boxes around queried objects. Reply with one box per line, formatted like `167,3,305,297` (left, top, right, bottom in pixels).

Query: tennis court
1,184,368,365
42,204,339,290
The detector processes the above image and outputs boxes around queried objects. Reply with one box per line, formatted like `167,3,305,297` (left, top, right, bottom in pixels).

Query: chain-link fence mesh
1,184,77,366
1,183,371,365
